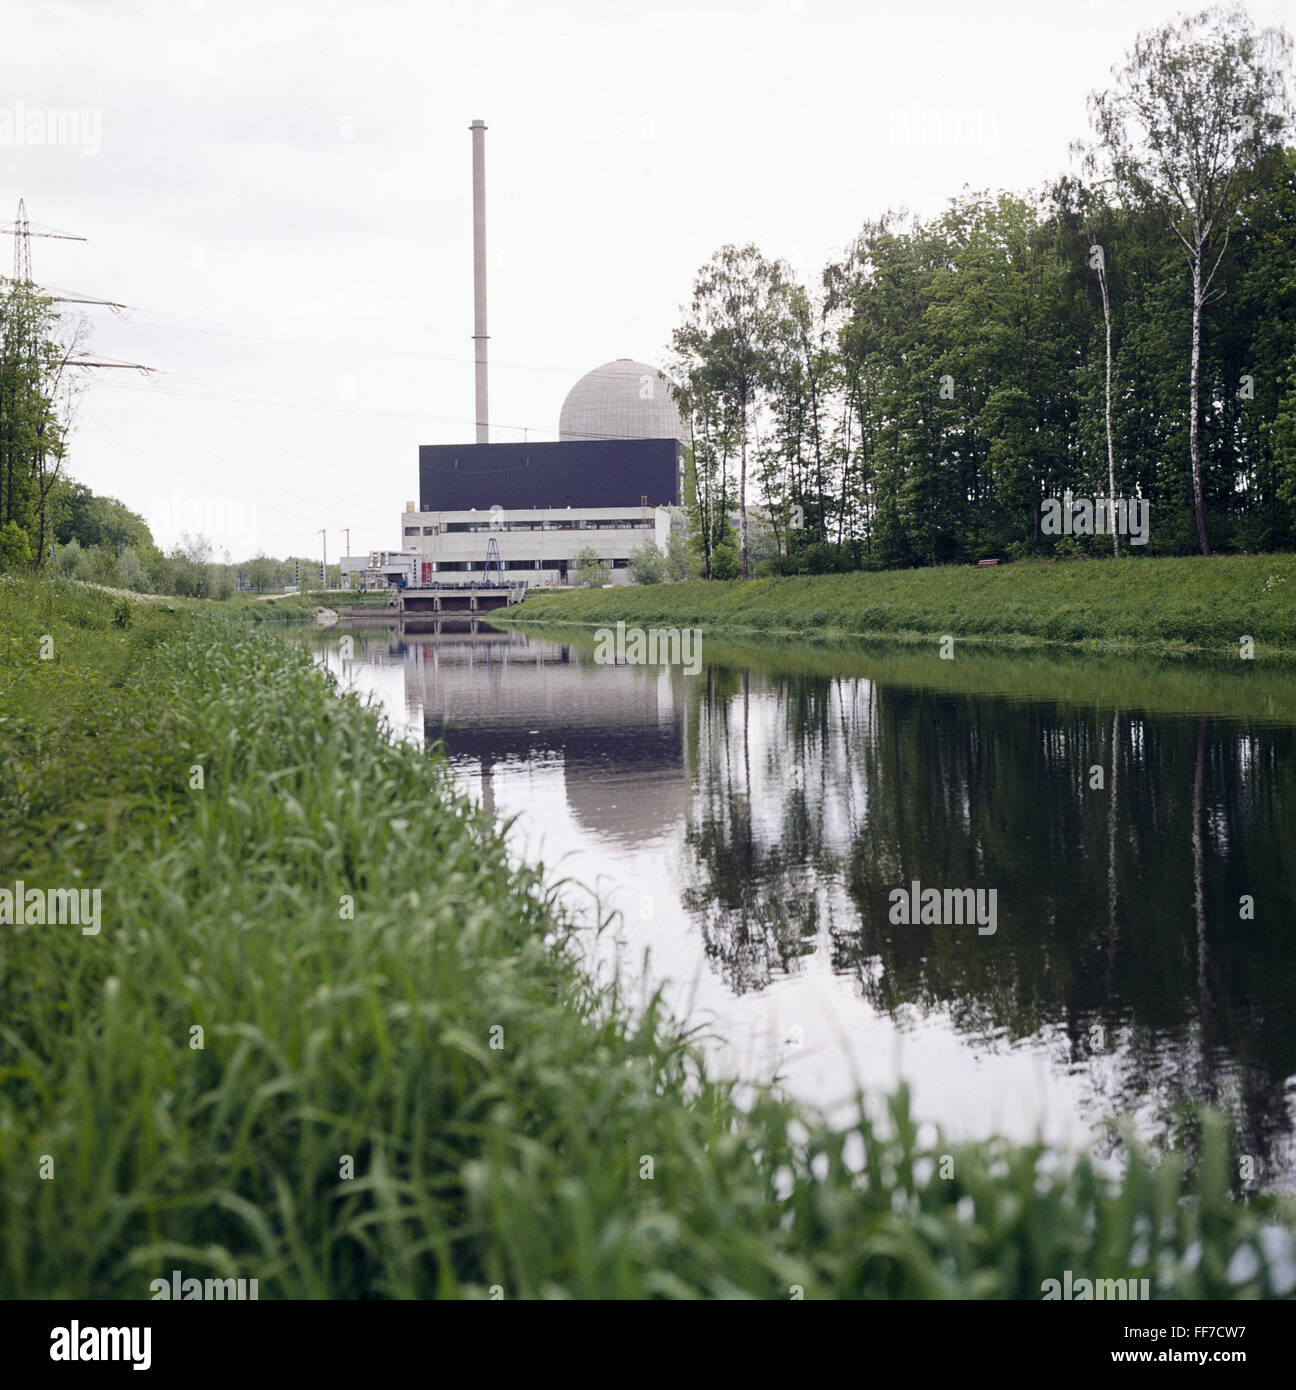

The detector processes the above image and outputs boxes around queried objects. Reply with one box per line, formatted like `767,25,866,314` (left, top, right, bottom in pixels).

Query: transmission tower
0,200,148,372
2,199,86,285
12,199,28,283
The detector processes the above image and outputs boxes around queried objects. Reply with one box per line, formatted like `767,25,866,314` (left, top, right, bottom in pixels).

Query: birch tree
672,245,786,578
1085,4,1292,555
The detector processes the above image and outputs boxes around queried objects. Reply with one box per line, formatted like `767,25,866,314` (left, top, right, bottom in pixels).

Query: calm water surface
312,621,1296,1190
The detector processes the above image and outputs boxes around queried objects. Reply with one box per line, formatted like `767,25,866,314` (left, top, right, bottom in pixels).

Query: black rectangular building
419,438,681,512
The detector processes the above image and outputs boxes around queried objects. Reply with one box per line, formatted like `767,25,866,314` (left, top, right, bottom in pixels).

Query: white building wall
399,506,680,587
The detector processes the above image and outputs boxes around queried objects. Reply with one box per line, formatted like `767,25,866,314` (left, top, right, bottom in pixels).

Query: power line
44,288,130,311
68,354,152,372
78,301,552,370
91,370,680,444
79,300,674,383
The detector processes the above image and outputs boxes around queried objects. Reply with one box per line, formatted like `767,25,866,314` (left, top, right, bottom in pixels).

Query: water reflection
313,621,1296,1190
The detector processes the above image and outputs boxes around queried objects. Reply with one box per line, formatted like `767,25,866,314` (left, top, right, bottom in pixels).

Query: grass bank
507,554,1296,659
527,623,1296,725
220,590,393,622
2,573,1294,1298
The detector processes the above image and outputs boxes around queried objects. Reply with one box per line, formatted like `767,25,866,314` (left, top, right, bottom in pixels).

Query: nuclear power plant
395,119,686,589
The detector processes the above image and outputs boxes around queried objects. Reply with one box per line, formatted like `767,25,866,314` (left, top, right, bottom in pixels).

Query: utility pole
319,529,327,590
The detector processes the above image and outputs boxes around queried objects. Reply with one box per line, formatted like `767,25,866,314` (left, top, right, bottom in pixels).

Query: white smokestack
469,118,489,444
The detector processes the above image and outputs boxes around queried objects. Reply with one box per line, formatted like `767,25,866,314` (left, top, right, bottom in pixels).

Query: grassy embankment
526,623,1296,725
221,589,394,621
507,554,1296,659
2,573,1294,1298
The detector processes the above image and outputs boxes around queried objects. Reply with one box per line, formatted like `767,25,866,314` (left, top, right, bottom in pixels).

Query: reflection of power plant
380,627,687,843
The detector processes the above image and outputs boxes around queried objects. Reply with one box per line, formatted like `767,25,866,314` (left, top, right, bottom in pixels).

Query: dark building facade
419,438,682,512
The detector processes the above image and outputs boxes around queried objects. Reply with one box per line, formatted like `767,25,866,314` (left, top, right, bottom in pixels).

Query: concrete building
356,549,422,589
401,359,685,587
339,555,371,587
398,127,688,588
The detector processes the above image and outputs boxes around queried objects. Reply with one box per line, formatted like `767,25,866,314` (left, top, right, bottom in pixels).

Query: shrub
115,547,153,593
627,538,665,585
710,538,740,579
0,520,33,571
570,545,610,588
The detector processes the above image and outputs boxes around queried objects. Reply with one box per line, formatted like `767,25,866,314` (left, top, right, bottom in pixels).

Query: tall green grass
508,554,1296,658
1,574,1293,1298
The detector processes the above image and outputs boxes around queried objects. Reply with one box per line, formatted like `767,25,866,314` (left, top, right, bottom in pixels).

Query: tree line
9,466,337,599
0,278,76,569
670,5,1296,578
0,276,330,595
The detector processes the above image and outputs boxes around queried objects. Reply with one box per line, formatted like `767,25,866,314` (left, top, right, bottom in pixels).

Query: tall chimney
469,118,489,444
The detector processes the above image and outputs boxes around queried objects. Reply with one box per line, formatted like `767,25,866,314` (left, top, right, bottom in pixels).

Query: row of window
403,519,655,536
427,558,631,572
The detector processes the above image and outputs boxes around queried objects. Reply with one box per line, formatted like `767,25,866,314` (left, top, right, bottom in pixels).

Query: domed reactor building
398,122,685,590
558,359,682,443
407,356,684,587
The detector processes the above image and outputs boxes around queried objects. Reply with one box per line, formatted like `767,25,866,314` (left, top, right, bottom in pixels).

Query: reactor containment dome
558,359,682,443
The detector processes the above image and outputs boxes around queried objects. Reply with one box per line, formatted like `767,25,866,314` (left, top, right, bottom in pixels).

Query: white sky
4,0,1291,561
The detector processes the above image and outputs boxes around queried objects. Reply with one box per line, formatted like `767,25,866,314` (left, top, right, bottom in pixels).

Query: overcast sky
4,0,1291,561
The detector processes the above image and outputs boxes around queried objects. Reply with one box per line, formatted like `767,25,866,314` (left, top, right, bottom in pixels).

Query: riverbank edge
468,620,1296,726
501,611,1290,661
3,573,1294,1299
501,554,1296,663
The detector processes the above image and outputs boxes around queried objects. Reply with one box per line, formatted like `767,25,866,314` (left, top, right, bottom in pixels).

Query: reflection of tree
678,663,1296,1185
680,672,824,993
1193,715,1213,1105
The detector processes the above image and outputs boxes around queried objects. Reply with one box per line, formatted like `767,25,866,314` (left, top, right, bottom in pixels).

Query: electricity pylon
1,199,86,284
0,200,147,371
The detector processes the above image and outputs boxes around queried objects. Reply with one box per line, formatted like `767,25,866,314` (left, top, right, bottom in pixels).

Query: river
311,619,1296,1191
